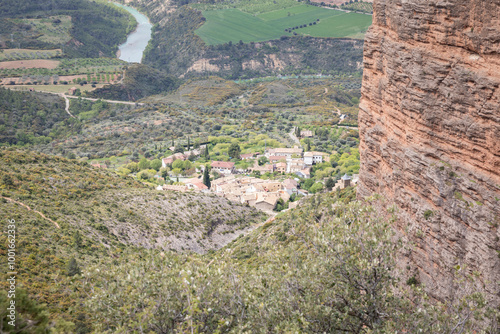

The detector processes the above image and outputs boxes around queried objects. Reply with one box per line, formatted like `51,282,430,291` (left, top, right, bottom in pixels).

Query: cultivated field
10,15,73,44
0,49,62,61
0,59,60,69
195,4,372,45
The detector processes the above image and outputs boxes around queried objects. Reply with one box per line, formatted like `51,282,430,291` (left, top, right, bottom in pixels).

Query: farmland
194,4,372,45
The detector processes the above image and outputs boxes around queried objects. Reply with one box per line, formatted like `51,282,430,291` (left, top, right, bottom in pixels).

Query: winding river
114,3,152,63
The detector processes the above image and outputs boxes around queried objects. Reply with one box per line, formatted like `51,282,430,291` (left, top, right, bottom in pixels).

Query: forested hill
0,0,136,57
0,148,266,331
125,1,365,79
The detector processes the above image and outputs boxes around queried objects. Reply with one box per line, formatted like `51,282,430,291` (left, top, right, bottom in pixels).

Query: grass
12,84,105,94
0,57,125,80
299,12,371,39
341,1,373,13
195,5,372,45
192,0,299,15
0,48,62,61
12,15,73,44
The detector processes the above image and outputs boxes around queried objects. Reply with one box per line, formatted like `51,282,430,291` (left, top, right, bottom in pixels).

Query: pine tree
204,145,210,159
326,177,335,191
73,231,82,248
203,167,211,189
228,143,241,159
67,258,81,276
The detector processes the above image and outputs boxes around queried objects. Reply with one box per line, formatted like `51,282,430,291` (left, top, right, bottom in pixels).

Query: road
64,94,144,106
50,92,144,117
58,93,75,118
288,127,301,145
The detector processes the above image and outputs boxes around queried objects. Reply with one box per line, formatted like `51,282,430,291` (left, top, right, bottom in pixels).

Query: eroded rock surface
358,0,500,303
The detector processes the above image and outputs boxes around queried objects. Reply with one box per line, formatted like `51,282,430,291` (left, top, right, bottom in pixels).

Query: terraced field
195,4,372,45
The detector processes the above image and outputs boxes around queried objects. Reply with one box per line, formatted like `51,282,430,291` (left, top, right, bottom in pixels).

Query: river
114,3,152,63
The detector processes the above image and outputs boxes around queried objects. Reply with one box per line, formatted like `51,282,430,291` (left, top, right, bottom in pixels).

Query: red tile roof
211,161,235,169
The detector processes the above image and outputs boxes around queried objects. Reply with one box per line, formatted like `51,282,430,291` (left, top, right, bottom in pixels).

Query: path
58,93,75,118
64,94,144,106
1,196,60,229
288,127,301,145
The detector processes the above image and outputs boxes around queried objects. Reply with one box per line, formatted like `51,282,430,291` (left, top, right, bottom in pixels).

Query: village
156,145,358,213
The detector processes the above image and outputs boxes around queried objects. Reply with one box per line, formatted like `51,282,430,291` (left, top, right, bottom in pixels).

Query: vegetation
128,3,365,79
3,173,494,332
0,0,136,58
340,1,374,13
0,87,71,145
0,148,267,330
195,5,371,45
87,64,180,101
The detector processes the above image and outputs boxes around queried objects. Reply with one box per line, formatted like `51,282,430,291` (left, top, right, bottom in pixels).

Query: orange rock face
358,0,500,303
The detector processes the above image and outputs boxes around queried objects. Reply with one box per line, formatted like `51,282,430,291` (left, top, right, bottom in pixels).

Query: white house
304,152,325,165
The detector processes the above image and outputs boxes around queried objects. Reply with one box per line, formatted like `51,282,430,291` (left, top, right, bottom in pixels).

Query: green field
195,4,372,45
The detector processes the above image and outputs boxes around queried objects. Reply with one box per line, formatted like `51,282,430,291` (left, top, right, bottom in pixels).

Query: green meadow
194,4,372,45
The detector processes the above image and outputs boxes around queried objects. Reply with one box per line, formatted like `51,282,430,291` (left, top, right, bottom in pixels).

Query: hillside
23,188,496,332
0,0,135,58
0,148,266,330
125,1,365,79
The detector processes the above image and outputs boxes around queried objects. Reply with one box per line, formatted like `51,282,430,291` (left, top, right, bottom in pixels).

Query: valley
0,0,498,332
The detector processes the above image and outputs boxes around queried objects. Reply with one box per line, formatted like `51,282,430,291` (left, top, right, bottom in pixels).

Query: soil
0,59,60,69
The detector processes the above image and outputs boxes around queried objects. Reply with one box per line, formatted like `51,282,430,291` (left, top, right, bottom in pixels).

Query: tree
126,162,139,172
309,182,324,193
258,156,269,166
326,177,335,191
172,159,184,170
1,174,13,187
138,158,150,170
73,231,82,248
67,258,81,276
174,145,184,153
204,145,210,159
203,167,211,189
150,159,162,171
160,167,169,179
228,143,241,159
172,168,182,177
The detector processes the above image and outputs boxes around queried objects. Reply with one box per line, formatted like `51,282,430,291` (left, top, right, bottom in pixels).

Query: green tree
183,160,192,170
67,258,81,277
1,174,13,187
150,159,162,171
174,145,184,153
203,167,211,189
309,182,324,193
73,231,82,248
172,168,182,177
258,156,269,166
326,177,335,191
228,143,241,159
160,167,169,179
126,162,139,172
172,159,184,170
204,145,210,159
0,288,50,333
138,158,150,170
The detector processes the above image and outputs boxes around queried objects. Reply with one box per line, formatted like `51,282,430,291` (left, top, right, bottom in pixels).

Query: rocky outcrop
358,0,500,304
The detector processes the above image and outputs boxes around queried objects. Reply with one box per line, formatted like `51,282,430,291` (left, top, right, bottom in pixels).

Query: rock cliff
358,0,500,303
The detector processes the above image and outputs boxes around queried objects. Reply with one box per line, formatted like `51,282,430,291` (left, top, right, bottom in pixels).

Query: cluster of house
249,146,327,179
161,149,201,168
160,177,209,193
210,176,306,213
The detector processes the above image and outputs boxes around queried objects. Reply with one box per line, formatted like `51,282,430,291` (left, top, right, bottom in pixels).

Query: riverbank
113,2,153,63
